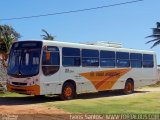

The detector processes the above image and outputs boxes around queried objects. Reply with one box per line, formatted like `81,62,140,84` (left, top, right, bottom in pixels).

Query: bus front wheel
60,82,76,100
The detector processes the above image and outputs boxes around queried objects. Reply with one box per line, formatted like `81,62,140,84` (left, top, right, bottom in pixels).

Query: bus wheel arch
60,80,77,100
123,78,134,94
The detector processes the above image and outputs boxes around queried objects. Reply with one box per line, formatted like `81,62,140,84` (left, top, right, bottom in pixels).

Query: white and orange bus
7,40,158,100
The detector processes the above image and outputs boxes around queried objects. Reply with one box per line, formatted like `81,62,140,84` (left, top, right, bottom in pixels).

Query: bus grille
12,82,27,86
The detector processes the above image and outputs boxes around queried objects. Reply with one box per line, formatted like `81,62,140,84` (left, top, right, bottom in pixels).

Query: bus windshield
7,41,42,77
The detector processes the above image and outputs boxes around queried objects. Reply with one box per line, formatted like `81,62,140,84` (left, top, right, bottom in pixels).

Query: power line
0,0,144,21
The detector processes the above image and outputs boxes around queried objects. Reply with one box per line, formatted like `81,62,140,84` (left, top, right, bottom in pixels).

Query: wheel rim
127,83,132,92
64,86,72,97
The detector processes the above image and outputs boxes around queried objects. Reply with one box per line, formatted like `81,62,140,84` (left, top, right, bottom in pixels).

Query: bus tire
60,82,76,100
123,79,134,94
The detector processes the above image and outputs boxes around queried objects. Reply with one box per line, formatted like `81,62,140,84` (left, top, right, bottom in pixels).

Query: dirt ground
0,87,159,120
0,104,68,114
0,95,70,120
0,104,69,120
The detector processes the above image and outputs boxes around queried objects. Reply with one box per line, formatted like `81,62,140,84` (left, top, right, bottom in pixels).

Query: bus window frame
42,46,60,76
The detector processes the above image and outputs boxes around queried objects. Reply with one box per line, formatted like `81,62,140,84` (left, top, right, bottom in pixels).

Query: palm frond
41,29,50,37
146,22,160,48
146,38,160,44
40,35,46,37
152,28,160,31
146,34,160,38
41,29,55,40
151,40,160,48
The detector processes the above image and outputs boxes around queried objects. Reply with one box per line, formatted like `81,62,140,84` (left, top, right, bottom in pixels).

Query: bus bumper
7,84,40,95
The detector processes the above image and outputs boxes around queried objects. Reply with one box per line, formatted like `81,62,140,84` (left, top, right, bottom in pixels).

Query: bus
7,40,158,100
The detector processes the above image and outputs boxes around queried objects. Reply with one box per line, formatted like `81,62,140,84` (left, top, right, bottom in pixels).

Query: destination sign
47,46,59,51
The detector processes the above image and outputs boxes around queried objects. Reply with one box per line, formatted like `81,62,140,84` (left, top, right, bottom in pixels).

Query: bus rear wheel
60,82,76,100
123,80,134,94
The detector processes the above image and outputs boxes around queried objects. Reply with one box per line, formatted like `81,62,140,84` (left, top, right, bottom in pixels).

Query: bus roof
17,40,156,54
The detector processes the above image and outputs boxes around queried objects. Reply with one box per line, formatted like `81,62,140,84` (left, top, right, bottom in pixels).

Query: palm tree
0,25,20,67
41,29,55,40
146,22,160,48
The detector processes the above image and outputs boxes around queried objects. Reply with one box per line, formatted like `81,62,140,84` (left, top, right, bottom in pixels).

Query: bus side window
42,46,60,76
62,47,80,67
116,52,130,68
100,50,115,68
143,54,154,68
130,53,142,68
82,49,99,67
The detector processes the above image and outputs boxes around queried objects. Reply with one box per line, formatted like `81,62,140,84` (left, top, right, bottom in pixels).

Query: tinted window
143,54,153,61
42,52,59,65
42,46,60,76
143,54,154,68
62,47,80,66
82,49,99,57
117,60,130,68
63,47,80,56
63,57,80,66
100,51,115,67
100,59,115,67
130,60,142,68
100,51,115,58
82,58,99,67
82,49,99,67
130,53,142,60
116,52,129,59
116,52,130,67
130,53,142,68
143,61,154,68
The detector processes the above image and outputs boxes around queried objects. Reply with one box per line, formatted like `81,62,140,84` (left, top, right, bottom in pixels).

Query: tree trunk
1,53,8,68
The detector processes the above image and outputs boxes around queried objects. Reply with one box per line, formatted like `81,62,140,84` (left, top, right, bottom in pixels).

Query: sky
0,0,160,63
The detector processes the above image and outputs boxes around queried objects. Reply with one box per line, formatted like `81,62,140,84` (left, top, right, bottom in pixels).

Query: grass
0,84,160,114
44,82,160,114
50,91,160,114
0,92,27,97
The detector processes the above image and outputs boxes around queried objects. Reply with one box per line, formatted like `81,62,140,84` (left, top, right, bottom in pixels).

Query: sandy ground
0,104,68,114
0,104,69,120
0,105,69,120
0,87,159,120
0,95,70,120
137,87,160,92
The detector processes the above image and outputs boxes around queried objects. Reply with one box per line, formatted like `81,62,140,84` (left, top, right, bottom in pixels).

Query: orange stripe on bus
7,84,40,95
80,68,131,91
